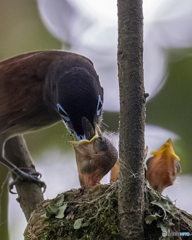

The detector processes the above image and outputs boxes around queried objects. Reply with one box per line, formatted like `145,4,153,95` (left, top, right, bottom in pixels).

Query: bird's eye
97,95,103,116
56,103,70,121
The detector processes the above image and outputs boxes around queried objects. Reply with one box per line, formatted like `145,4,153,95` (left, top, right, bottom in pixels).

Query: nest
24,183,192,240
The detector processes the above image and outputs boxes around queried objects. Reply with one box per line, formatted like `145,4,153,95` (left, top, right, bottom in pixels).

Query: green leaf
44,205,59,218
157,221,168,233
41,194,66,219
55,203,68,219
52,194,64,206
145,215,157,224
151,198,176,219
73,218,84,229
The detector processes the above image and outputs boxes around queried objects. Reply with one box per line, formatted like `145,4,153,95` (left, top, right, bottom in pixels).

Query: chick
70,118,118,187
146,139,181,194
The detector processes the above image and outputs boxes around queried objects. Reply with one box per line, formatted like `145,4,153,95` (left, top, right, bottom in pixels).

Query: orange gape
146,139,180,194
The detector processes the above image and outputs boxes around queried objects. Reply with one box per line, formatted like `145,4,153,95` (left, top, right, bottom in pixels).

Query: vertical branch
118,0,145,239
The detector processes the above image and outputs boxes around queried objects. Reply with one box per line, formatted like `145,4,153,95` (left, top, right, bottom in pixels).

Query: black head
56,67,103,140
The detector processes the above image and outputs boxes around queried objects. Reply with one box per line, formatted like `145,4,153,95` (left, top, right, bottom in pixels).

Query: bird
146,139,181,194
0,50,104,192
70,118,118,187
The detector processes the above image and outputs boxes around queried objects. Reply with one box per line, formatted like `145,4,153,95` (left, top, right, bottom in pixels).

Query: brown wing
0,51,55,116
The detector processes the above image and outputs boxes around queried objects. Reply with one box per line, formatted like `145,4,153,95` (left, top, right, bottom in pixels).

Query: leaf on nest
156,221,170,234
41,194,65,219
55,203,68,219
74,218,84,229
145,215,157,224
73,218,90,229
52,194,65,206
151,198,176,219
42,205,59,218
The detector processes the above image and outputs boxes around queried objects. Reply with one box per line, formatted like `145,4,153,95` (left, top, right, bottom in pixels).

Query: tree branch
118,0,145,238
16,182,44,221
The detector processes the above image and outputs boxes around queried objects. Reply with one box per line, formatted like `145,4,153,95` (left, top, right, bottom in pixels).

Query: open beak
71,116,101,143
70,134,98,147
151,138,180,161
73,132,86,142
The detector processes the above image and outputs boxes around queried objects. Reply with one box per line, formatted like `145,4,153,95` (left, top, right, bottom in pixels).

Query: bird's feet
9,170,46,194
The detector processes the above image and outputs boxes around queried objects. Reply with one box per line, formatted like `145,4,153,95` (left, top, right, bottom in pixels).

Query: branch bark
6,136,44,221
118,0,145,239
16,182,44,221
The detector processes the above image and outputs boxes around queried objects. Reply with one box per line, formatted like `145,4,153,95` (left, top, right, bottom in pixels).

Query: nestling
146,139,181,194
70,119,118,187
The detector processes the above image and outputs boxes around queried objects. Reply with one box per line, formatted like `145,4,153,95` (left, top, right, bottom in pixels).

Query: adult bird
0,50,103,192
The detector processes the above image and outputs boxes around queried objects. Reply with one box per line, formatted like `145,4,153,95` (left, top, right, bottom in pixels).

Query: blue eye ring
97,95,103,116
57,103,70,122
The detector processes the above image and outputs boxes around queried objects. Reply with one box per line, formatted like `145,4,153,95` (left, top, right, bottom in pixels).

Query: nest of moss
24,183,192,240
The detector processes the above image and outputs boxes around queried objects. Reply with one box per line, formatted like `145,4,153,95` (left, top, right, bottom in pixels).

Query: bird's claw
9,171,46,194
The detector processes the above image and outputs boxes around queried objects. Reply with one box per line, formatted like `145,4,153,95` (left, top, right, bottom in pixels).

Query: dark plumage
0,50,103,191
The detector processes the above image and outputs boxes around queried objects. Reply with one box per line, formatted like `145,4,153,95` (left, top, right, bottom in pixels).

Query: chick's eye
97,95,103,116
57,103,70,121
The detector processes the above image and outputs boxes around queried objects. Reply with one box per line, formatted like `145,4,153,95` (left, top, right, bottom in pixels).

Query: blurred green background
147,50,192,173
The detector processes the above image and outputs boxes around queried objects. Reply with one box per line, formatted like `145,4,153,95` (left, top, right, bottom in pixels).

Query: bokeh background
0,0,192,239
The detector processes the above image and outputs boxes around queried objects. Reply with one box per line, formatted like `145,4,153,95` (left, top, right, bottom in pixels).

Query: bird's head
56,67,103,141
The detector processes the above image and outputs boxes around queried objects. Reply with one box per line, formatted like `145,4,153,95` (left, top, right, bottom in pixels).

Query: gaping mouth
151,138,180,161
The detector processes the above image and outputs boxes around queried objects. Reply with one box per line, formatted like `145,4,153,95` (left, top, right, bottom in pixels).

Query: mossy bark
24,184,192,240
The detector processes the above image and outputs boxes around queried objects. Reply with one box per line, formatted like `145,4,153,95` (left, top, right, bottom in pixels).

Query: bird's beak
73,132,86,142
151,138,180,161
72,115,101,142
70,124,101,146
70,135,98,147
